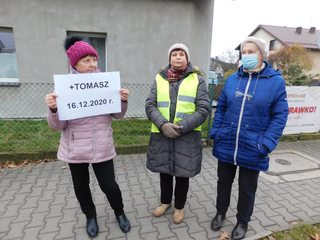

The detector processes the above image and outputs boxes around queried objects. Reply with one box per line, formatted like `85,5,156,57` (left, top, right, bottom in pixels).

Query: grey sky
211,0,320,57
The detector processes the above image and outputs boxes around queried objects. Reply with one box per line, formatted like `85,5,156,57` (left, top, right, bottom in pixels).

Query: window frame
269,39,276,51
0,27,19,85
66,31,107,72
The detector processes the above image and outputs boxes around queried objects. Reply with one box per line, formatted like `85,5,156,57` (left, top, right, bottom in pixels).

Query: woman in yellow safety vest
145,43,210,224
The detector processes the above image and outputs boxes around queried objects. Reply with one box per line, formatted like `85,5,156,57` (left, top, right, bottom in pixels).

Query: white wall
0,0,214,118
309,51,320,75
0,0,214,84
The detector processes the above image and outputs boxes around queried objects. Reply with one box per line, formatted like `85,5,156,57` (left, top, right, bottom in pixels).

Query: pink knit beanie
66,41,99,67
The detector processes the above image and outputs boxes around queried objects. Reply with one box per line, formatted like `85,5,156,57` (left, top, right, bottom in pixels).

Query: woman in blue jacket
209,37,288,240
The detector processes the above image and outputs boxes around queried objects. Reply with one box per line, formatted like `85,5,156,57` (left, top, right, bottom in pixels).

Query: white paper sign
54,72,121,120
283,86,320,134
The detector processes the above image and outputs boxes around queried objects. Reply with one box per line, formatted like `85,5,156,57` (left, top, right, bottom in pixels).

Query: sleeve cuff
50,108,57,113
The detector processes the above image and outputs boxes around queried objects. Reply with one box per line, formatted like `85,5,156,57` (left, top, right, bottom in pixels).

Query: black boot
231,222,248,240
116,214,131,233
86,217,99,238
211,212,225,231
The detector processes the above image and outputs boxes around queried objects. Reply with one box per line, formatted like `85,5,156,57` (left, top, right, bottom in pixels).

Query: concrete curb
281,132,320,141
244,231,273,240
0,145,149,163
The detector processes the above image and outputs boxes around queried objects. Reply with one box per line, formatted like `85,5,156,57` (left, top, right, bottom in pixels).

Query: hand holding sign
45,93,58,111
120,88,130,102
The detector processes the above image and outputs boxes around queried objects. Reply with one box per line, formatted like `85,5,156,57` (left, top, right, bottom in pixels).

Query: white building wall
0,0,213,84
309,51,320,75
0,0,214,118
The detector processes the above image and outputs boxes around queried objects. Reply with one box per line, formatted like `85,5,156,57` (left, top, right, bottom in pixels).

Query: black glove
161,123,181,138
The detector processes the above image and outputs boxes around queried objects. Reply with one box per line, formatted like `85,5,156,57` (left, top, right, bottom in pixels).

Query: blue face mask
242,54,258,70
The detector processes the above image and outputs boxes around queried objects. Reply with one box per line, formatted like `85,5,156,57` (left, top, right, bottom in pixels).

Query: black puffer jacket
145,63,210,177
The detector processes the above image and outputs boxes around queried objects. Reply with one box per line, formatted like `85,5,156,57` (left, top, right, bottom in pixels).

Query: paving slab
0,140,319,240
268,150,320,175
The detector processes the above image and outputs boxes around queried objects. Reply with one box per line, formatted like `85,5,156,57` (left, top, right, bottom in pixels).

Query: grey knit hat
168,43,190,62
240,36,269,61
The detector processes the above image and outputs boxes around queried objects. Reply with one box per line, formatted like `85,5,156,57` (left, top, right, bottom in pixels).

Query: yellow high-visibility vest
151,73,201,132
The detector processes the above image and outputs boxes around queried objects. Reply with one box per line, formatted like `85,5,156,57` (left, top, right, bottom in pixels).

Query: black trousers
68,160,124,219
160,173,189,210
216,161,260,224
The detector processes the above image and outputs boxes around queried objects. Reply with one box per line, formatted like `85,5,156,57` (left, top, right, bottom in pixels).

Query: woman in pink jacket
45,37,130,238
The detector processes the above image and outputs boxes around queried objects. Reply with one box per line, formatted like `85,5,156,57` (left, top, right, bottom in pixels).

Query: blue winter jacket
210,62,288,171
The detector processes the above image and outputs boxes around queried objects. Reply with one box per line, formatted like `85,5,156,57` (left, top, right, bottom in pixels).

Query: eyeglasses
235,90,253,101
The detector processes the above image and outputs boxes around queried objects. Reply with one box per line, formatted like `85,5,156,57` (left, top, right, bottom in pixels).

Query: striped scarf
167,66,187,82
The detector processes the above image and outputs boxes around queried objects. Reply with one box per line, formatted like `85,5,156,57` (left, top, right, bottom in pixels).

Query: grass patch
259,223,320,240
0,120,60,152
0,118,211,154
112,118,151,145
1,118,319,155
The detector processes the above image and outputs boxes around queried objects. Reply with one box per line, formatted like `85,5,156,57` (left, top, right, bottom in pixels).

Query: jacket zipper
233,73,252,165
93,118,96,161
68,131,74,154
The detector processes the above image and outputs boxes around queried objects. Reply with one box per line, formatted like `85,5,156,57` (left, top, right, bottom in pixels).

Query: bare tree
218,50,239,64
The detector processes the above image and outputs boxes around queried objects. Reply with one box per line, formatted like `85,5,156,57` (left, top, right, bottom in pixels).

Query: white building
0,0,214,118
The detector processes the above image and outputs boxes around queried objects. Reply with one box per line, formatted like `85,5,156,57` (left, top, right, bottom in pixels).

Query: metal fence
0,83,221,155
0,82,154,119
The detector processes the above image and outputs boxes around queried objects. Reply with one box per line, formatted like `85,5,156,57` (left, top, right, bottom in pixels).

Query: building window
67,31,107,72
0,27,19,83
269,40,276,51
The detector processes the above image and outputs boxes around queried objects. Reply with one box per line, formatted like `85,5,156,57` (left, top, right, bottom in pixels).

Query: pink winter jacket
47,101,128,163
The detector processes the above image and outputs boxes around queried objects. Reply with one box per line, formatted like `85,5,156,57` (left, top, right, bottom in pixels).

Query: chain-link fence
0,83,222,156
